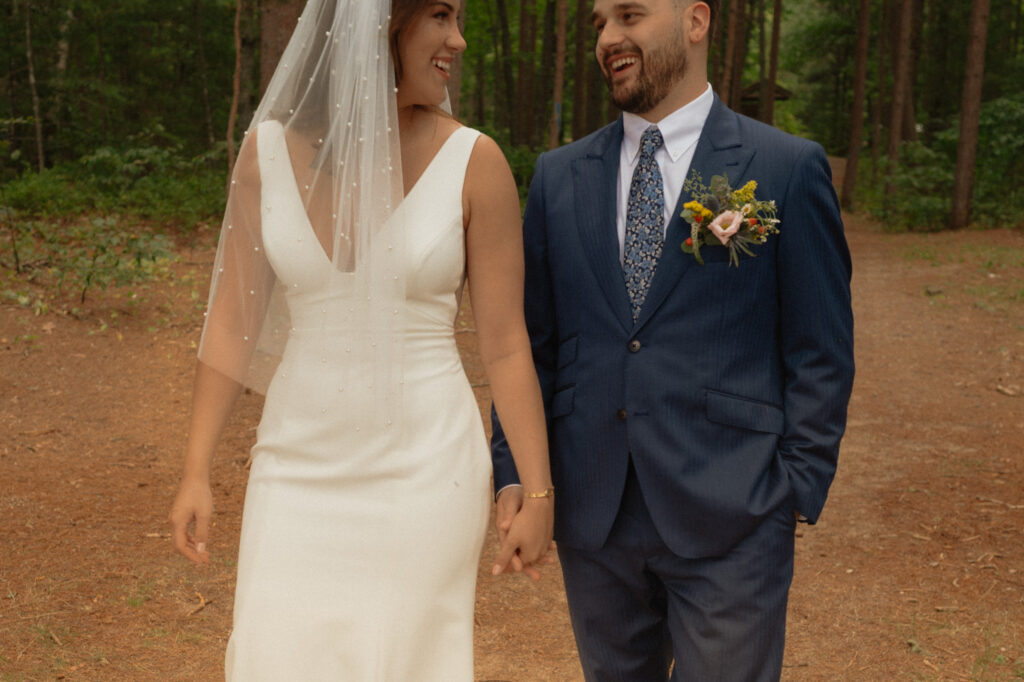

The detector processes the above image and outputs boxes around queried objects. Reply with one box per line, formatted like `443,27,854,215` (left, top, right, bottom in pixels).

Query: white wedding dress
225,123,491,680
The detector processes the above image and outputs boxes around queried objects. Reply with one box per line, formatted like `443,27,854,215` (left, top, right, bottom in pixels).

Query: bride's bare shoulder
465,130,511,173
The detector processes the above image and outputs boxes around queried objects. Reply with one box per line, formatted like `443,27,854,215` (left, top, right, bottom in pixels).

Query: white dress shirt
616,83,714,261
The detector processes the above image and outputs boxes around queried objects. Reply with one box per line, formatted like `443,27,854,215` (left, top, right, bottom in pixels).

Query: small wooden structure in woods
738,81,792,122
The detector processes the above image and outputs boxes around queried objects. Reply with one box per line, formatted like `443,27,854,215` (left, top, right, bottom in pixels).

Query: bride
168,0,554,678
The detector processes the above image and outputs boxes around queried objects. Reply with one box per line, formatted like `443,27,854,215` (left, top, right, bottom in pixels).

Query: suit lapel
572,120,634,332
634,96,757,330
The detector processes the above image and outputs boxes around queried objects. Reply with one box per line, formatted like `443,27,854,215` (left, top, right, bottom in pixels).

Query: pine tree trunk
493,0,518,143
757,0,768,122
887,0,913,165
728,0,749,110
764,0,782,124
719,0,739,102
517,1,538,146
547,0,568,148
473,50,486,126
535,0,556,142
195,0,216,147
260,0,303,95
586,56,606,132
24,2,45,171
950,0,991,229
227,0,244,176
50,6,73,137
901,0,923,143
871,0,890,179
841,0,872,210
239,2,260,131
448,9,466,117
571,0,589,140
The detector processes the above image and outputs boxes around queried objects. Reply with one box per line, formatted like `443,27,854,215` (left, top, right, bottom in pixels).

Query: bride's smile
395,1,466,109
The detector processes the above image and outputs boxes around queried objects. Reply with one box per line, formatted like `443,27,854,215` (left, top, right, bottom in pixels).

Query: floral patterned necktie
623,126,665,322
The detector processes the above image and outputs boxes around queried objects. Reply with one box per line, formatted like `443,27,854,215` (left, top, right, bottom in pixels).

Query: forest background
2,0,1022,299
1,2,1024,679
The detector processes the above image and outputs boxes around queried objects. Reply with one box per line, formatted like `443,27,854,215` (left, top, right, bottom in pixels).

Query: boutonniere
680,172,780,267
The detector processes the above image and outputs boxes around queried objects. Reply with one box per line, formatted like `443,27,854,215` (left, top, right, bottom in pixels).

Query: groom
491,0,854,679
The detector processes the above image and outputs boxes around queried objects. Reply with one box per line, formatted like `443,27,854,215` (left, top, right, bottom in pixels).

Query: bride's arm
169,134,271,564
169,361,244,563
463,133,554,576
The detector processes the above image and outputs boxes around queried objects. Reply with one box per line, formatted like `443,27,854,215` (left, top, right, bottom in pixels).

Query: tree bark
535,0,556,142
950,0,991,229
260,0,303,95
50,5,73,137
24,1,45,171
517,1,538,146
493,0,517,143
728,0,749,110
841,0,872,210
195,0,216,147
871,0,890,178
547,0,568,148
887,0,913,165
227,0,244,176
763,0,782,124
239,1,260,131
719,0,739,103
901,0,923,143
756,0,768,122
586,54,606,132
447,9,466,117
473,49,486,126
571,0,589,139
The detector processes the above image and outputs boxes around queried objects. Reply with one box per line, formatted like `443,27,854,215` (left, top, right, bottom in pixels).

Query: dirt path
1,212,1022,681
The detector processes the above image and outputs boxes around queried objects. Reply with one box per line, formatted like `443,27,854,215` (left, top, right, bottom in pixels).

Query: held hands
168,477,214,564
491,486,555,581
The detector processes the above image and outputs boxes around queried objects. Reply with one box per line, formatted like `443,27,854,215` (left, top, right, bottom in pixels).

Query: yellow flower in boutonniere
680,172,780,267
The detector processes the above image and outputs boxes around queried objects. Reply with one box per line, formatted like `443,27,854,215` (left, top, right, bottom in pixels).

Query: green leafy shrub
1,138,227,228
859,94,1024,231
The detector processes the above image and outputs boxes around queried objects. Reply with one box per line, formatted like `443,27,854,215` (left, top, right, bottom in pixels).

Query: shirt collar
622,83,714,164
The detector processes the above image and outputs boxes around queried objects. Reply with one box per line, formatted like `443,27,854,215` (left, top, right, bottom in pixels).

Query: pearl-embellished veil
198,0,405,425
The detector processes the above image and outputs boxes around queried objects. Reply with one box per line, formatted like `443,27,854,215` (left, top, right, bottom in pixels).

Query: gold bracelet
524,487,555,499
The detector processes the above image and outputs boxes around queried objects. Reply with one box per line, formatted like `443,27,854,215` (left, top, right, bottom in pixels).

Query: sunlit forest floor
2,192,1023,678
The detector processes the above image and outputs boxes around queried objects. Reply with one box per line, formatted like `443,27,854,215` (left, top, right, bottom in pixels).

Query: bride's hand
169,477,213,564
491,496,554,581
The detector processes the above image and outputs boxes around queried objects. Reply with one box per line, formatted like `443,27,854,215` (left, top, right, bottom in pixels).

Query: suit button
616,409,628,421
628,339,642,352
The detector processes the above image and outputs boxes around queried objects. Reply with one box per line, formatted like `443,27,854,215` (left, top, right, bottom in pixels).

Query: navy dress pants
557,461,796,682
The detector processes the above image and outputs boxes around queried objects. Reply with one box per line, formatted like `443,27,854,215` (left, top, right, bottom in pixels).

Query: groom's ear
685,1,712,48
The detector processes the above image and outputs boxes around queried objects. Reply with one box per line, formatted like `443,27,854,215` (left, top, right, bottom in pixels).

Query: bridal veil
198,0,405,424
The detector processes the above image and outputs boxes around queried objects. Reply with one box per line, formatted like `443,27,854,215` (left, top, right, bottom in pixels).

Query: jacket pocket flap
551,386,575,418
705,389,784,435
557,336,578,369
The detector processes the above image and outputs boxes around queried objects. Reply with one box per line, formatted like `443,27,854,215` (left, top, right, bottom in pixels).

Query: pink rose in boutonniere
680,172,780,267
706,210,744,246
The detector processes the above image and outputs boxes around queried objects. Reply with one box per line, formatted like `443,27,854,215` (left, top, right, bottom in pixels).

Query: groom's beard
603,37,688,115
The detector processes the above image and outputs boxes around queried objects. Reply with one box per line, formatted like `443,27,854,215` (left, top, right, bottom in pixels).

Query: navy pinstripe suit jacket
492,95,855,559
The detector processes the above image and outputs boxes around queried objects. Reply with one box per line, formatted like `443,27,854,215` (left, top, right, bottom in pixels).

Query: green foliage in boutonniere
680,172,780,267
